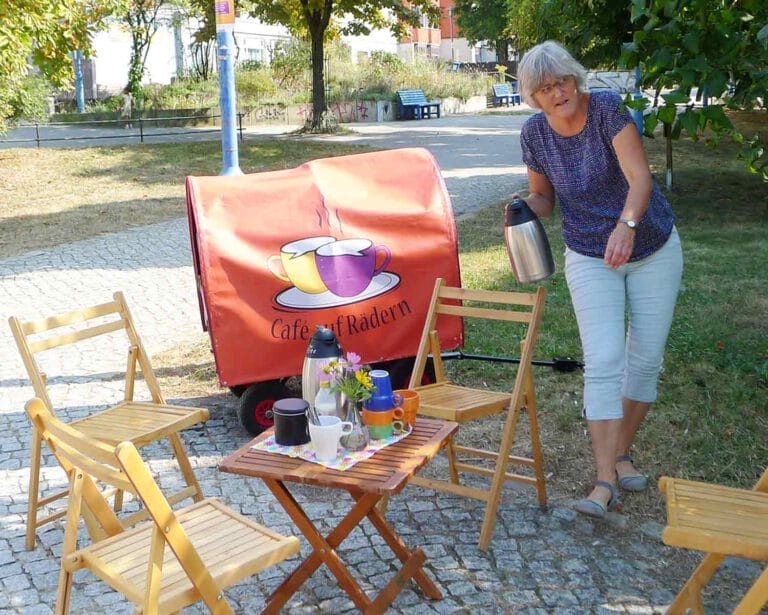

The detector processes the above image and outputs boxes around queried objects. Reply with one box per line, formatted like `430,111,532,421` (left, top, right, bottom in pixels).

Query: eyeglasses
535,75,574,97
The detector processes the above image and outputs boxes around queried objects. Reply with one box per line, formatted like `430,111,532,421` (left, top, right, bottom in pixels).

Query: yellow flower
355,369,373,390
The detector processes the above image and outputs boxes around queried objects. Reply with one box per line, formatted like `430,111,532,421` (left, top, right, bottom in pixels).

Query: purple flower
346,352,362,371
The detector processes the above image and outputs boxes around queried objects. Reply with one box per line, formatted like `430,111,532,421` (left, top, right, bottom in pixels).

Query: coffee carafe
504,197,555,283
301,326,343,408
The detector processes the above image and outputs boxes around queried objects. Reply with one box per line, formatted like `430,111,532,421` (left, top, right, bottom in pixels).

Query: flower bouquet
321,352,374,402
321,352,373,450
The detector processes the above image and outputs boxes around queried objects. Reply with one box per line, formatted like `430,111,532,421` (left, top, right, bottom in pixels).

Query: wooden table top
218,417,458,496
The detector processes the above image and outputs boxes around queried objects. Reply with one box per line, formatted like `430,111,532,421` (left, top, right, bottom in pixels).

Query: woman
121,88,133,129
516,41,683,518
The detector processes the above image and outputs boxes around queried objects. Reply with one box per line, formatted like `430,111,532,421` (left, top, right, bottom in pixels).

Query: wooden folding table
218,417,458,614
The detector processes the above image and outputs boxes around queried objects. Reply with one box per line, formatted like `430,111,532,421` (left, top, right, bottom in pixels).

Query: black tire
237,380,291,436
229,384,247,398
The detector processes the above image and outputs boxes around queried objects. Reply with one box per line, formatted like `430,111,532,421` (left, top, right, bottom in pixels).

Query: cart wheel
229,384,247,398
238,380,290,435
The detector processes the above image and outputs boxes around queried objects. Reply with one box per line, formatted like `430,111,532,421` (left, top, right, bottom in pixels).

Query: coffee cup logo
270,235,400,309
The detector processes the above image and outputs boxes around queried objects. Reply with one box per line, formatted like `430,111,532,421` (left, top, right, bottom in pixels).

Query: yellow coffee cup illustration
267,236,335,294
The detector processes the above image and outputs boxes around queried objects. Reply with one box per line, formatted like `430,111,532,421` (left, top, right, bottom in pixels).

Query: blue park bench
492,82,522,107
396,89,441,120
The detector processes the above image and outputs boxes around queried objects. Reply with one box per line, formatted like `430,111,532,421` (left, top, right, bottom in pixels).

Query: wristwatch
619,218,638,229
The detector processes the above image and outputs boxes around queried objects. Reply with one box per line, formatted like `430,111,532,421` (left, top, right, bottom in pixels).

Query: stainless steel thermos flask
504,197,555,283
301,326,343,406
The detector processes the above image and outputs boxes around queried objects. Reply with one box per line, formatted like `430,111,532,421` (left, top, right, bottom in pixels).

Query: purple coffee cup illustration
315,238,391,297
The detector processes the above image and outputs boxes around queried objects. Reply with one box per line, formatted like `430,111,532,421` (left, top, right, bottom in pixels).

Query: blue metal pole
216,25,242,176
74,51,85,113
632,66,643,134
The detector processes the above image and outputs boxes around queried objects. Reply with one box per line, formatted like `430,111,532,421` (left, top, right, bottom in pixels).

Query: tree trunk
495,39,509,65
310,31,326,129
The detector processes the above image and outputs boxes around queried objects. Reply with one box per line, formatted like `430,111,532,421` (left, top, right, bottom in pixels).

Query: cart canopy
186,147,462,387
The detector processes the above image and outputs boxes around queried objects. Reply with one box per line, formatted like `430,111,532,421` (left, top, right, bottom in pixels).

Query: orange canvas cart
186,148,462,433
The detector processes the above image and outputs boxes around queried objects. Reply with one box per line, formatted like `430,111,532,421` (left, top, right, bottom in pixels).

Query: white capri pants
565,228,683,420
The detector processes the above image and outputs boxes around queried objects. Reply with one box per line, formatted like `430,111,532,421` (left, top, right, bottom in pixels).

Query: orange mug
362,407,403,427
393,389,419,427
362,408,405,439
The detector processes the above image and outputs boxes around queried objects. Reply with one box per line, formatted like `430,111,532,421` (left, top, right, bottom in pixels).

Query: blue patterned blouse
520,90,675,261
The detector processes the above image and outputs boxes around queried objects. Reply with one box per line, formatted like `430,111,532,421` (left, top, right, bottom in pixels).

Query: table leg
361,494,442,600
262,479,377,614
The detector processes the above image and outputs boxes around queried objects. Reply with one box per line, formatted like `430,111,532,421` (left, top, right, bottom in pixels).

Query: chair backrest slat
436,303,533,323
28,320,125,353
440,285,537,306
21,299,121,335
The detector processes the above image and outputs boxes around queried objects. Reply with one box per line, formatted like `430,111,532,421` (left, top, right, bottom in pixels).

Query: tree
244,0,440,131
0,0,120,129
451,0,512,64
124,0,170,98
621,0,768,180
174,0,217,80
506,0,632,68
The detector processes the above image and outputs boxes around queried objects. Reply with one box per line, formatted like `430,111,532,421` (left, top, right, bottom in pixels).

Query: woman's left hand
604,224,635,268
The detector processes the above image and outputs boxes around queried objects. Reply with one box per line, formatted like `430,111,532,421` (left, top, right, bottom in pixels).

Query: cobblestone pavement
1,115,762,613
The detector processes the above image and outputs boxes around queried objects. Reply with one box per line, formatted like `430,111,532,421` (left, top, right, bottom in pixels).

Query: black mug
273,398,310,446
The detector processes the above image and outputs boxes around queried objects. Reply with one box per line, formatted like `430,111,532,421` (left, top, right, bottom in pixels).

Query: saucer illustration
275,272,400,309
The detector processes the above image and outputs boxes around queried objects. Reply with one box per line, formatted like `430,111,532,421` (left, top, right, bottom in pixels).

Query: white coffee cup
308,415,353,462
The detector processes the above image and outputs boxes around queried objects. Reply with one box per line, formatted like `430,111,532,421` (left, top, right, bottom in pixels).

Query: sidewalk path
0,113,759,614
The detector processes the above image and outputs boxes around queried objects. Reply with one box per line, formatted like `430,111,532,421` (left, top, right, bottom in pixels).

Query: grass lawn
0,139,374,260
2,121,766,526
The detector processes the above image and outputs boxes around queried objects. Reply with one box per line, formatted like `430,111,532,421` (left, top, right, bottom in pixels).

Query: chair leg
523,370,547,508
26,428,43,550
55,568,74,615
56,471,84,615
733,565,768,615
375,495,390,515
446,435,460,484
667,553,725,615
167,433,204,502
479,404,523,551
113,488,124,513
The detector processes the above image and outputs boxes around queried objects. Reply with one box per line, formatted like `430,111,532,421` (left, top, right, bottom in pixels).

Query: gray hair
517,41,588,109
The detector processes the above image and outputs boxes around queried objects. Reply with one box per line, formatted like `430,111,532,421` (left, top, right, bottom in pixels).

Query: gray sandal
616,454,648,492
574,481,621,519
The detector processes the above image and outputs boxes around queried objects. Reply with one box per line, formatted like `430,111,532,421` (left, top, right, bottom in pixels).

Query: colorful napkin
251,427,412,471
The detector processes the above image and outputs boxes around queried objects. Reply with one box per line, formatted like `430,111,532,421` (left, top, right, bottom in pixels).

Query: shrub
10,75,52,122
237,66,279,104
139,79,219,110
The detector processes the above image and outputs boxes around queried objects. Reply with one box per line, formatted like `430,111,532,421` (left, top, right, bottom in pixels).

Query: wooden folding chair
407,277,547,551
25,397,300,614
9,292,209,550
660,467,768,614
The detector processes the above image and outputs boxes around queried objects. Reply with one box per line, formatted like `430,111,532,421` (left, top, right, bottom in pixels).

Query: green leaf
643,112,659,136
681,31,699,54
670,119,682,139
661,90,691,104
757,24,768,47
704,71,729,98
702,105,734,131
658,104,677,124
678,108,699,138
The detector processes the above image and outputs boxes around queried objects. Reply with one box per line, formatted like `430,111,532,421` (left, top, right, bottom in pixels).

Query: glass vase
339,399,370,452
